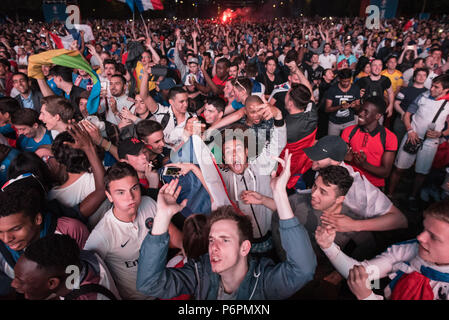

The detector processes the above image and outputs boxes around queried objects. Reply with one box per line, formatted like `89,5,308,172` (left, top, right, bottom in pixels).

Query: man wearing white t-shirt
84,162,182,300
315,200,449,300
151,87,193,149
389,74,449,210
101,75,135,126
319,43,337,70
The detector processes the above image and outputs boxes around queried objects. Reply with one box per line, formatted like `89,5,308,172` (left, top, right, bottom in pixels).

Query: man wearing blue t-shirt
11,108,52,152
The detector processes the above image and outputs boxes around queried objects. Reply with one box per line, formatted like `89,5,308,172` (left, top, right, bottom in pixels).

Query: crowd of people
0,13,449,300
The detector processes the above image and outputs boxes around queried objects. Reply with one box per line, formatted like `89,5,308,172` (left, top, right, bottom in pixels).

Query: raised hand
65,123,94,152
80,119,102,145
314,225,336,249
157,178,188,217
270,149,292,193
347,265,373,300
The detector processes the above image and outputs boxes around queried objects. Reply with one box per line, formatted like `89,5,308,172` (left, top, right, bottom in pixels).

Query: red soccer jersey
342,125,398,187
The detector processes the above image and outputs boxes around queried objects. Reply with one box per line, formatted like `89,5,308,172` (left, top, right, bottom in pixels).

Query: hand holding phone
162,166,182,176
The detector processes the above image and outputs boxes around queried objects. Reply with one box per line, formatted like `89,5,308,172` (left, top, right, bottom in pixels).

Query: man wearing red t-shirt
200,57,230,100
341,96,398,188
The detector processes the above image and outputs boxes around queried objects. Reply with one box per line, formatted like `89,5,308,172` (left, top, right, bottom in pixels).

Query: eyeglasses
1,172,46,193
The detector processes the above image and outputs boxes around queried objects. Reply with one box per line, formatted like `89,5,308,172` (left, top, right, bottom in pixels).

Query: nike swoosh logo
121,239,130,248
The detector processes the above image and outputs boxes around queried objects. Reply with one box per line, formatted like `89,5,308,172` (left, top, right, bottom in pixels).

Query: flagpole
139,12,150,38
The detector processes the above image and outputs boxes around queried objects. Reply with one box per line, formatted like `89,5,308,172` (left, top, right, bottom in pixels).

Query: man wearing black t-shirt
317,69,336,138
324,68,361,136
356,59,394,118
393,68,429,143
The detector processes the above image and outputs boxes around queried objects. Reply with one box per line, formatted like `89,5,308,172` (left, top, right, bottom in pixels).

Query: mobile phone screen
164,167,181,176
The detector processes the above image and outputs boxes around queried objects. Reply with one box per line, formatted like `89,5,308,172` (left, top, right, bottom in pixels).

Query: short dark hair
0,97,20,115
284,49,298,65
318,165,354,196
168,87,187,101
245,63,258,77
41,96,74,123
52,131,90,174
338,68,353,80
363,95,386,114
110,74,127,86
206,97,226,114
413,57,425,67
12,72,29,82
288,84,311,110
11,108,40,127
24,234,80,274
49,65,73,83
216,57,231,69
265,56,278,66
136,119,163,141
208,205,253,244
103,59,116,69
0,187,39,220
433,74,449,90
413,67,429,80
182,214,209,260
104,162,138,192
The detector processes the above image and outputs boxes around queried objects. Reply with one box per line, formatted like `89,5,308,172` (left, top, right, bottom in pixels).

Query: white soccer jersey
84,196,157,300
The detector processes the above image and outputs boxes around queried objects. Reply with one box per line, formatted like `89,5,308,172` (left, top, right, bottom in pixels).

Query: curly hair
51,131,90,174
0,187,39,220
318,165,354,197
24,234,80,274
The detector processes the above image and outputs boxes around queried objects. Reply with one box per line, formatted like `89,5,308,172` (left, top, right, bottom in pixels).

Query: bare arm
145,38,160,64
37,78,55,97
208,107,246,132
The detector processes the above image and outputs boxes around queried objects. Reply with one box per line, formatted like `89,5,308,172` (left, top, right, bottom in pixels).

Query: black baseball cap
118,137,145,159
304,136,348,162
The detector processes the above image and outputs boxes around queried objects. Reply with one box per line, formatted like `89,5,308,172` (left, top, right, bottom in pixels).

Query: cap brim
304,145,326,161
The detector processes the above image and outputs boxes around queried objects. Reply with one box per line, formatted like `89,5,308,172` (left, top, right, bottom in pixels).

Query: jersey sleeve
385,129,398,152
83,228,110,260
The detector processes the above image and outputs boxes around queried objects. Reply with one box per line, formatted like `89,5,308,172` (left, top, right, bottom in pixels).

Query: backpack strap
380,126,387,151
347,126,360,143
431,100,448,124
64,283,118,300
0,242,16,268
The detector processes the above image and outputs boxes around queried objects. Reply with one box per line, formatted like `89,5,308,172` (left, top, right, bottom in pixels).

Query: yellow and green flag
28,49,100,115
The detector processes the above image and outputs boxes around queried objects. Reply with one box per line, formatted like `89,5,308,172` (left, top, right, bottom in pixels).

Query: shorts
328,117,358,136
395,135,440,174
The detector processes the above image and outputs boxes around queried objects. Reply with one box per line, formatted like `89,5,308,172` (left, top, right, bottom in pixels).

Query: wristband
274,118,285,127
407,129,414,133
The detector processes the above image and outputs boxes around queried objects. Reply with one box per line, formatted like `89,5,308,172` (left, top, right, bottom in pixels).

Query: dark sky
1,0,449,19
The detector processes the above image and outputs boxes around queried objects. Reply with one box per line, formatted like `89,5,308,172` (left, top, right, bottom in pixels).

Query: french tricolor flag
116,0,164,12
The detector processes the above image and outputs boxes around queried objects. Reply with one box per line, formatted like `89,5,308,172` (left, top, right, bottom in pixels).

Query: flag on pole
116,0,164,12
49,32,75,50
27,49,101,115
